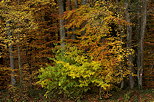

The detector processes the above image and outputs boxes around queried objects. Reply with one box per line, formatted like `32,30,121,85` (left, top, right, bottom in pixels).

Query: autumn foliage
0,0,153,101
37,1,132,99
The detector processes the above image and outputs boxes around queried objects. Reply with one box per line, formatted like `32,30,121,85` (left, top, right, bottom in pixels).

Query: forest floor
1,89,154,102
33,89,154,102
81,89,154,102
56,89,154,102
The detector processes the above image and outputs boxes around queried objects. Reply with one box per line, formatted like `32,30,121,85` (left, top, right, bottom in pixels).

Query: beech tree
124,0,134,89
6,21,16,86
137,0,148,89
58,0,66,47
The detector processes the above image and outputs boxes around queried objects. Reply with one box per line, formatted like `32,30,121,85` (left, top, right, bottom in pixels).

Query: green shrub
37,46,129,99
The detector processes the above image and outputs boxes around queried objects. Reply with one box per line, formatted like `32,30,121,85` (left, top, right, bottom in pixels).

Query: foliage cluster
0,0,57,97
0,0,153,101
37,1,132,99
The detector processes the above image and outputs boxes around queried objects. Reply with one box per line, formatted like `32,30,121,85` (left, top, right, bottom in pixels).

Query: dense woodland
0,0,154,101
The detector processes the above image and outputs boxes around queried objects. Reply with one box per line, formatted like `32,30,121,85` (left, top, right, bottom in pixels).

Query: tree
0,0,57,96
137,0,148,89
37,1,132,99
58,0,66,47
82,0,87,5
6,21,16,86
124,0,134,89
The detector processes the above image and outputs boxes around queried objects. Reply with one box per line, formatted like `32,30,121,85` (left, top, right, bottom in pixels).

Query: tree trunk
17,0,22,89
125,1,135,89
82,0,87,5
137,0,148,89
17,29,22,89
74,0,78,8
67,0,72,10
58,0,66,47
6,21,16,86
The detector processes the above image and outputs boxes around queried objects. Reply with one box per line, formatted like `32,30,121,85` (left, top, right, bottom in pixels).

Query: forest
0,0,154,101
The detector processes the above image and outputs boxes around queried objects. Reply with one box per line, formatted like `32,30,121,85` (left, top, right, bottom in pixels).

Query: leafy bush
37,46,130,99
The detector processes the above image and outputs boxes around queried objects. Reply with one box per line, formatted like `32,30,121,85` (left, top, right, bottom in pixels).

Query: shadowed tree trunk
82,0,87,5
58,0,66,47
137,0,148,89
74,0,78,8
17,34,22,87
67,0,72,10
125,0,135,89
17,0,22,89
6,21,16,86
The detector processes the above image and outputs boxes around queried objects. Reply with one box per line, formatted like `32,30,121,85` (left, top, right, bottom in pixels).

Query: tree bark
17,0,22,89
74,0,78,8
137,0,148,89
82,0,87,5
125,1,135,89
6,21,16,86
58,0,66,47
17,36,22,87
67,0,72,10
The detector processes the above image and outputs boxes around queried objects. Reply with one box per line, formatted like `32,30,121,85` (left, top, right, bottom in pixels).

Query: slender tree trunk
74,0,78,8
17,30,22,87
67,0,72,10
136,0,141,89
125,1,135,89
137,0,141,89
58,0,66,47
6,21,16,86
120,79,124,89
137,0,148,89
82,0,87,5
17,0,22,89
116,0,119,3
